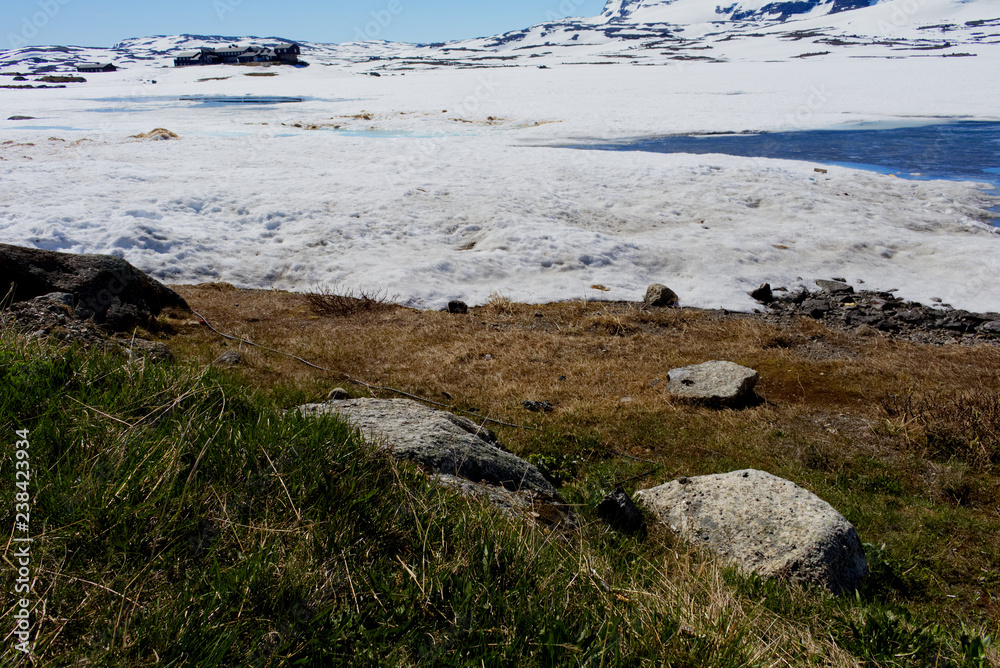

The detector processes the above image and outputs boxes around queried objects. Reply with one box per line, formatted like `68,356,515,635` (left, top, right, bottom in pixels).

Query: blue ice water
7,125,86,131
178,95,304,105
568,121,1000,189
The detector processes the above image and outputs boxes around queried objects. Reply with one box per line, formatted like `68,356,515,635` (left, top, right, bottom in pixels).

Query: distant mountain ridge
0,0,995,73
600,0,880,22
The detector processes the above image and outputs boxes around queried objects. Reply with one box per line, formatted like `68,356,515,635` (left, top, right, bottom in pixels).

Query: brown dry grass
166,285,1000,486
168,285,1000,435
305,283,399,317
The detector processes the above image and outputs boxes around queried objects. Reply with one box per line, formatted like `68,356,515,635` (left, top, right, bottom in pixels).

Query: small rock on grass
644,284,679,307
295,398,577,527
521,400,554,413
214,350,242,366
597,486,645,533
127,340,174,363
667,361,759,408
326,387,350,400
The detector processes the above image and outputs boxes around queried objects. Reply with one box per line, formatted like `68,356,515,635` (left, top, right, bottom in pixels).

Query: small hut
77,62,117,73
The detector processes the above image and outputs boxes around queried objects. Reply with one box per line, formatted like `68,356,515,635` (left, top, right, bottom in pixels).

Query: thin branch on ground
191,308,538,430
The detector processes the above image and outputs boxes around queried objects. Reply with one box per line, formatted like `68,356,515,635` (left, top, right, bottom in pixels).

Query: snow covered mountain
0,0,996,73
600,0,878,23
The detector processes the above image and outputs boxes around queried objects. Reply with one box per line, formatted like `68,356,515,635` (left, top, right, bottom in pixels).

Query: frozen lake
3,52,1000,313
571,121,1000,192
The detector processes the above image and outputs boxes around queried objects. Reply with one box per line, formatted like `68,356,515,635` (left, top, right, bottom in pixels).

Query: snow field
1,128,997,312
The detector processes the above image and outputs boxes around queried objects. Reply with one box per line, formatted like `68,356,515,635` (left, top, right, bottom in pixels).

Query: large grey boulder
297,399,573,525
0,243,189,330
635,470,868,593
667,360,759,407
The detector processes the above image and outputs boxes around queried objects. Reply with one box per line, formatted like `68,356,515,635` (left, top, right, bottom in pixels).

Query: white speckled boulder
667,360,759,406
298,398,554,494
635,470,868,593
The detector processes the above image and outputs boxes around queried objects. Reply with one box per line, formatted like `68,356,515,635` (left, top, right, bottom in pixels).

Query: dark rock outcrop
1,292,108,347
1,243,189,330
750,283,773,304
762,280,1000,345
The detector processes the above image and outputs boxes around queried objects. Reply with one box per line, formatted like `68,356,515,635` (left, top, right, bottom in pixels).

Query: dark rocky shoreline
750,279,1000,346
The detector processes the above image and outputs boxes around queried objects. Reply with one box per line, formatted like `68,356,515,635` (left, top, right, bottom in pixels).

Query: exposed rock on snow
667,361,760,407
635,469,869,593
816,279,855,295
750,283,773,304
131,128,180,141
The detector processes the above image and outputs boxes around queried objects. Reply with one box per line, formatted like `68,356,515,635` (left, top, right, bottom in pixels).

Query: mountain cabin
76,63,117,72
173,42,300,67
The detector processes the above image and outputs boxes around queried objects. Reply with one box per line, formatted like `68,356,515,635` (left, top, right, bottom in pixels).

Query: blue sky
3,0,609,49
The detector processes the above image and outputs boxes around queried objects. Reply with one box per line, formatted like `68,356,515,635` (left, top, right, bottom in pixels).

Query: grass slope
1,288,998,666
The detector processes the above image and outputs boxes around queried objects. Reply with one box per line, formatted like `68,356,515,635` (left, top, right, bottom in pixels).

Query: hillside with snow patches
0,0,999,313
1,0,997,73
